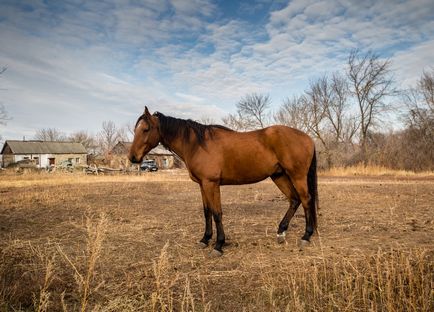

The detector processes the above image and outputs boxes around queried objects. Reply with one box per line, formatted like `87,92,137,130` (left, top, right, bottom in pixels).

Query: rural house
1,140,87,168
111,141,179,169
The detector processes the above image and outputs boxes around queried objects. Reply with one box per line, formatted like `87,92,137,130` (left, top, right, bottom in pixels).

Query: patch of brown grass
253,248,433,311
0,172,433,311
321,164,434,177
0,169,190,188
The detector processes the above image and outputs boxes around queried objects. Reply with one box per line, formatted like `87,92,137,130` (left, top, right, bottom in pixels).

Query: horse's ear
144,106,151,118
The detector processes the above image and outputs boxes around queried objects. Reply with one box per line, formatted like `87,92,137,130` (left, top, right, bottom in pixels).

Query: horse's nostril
130,155,137,163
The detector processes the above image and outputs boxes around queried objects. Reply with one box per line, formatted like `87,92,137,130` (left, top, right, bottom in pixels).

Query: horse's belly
220,174,268,185
219,160,277,185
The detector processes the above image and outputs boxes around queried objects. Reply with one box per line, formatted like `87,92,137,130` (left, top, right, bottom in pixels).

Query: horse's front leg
199,186,213,247
201,180,225,256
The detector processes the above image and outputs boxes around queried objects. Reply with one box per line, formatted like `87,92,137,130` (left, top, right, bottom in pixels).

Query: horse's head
129,106,161,164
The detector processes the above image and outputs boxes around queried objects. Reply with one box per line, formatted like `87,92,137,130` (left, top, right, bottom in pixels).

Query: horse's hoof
276,232,286,244
197,242,208,249
209,249,223,258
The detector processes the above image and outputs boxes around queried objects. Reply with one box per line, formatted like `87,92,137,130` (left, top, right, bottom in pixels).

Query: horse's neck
161,135,188,162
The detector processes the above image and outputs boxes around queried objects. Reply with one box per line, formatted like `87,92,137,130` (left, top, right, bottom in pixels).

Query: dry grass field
0,170,433,311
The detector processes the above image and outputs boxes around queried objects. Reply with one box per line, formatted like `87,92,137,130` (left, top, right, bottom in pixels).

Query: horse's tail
307,148,318,231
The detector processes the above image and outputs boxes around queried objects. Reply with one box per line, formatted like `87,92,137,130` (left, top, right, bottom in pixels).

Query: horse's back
263,125,314,152
214,125,314,159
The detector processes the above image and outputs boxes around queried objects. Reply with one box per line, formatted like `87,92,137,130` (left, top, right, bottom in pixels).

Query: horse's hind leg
291,176,315,243
271,173,301,243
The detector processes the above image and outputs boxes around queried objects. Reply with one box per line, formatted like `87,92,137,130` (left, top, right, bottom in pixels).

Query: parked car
140,159,158,171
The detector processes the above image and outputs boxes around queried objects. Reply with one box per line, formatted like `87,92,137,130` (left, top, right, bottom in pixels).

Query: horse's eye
143,127,150,133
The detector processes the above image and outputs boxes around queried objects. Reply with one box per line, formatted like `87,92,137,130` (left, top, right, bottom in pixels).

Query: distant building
1,140,87,168
111,141,180,169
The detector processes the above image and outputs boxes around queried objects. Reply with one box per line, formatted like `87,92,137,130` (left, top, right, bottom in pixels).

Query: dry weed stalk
180,276,195,312
150,242,177,312
57,213,108,312
198,275,212,312
33,256,55,312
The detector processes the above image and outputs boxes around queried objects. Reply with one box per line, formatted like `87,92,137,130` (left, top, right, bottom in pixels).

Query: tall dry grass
255,248,433,311
0,214,109,312
0,169,191,188
1,242,431,311
56,213,108,312
321,164,434,177
33,255,55,312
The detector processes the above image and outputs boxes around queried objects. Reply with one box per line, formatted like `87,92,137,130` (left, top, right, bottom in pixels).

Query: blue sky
1,0,434,140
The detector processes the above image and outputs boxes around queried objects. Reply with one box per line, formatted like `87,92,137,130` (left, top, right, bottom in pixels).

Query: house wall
145,155,175,169
50,154,87,167
3,153,87,168
2,154,15,167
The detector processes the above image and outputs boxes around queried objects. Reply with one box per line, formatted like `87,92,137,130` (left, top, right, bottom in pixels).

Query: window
76,158,80,164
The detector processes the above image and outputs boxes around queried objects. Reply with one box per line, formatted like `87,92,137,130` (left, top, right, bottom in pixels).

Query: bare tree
68,130,97,152
222,111,253,131
406,70,434,129
34,128,66,141
97,120,124,154
0,104,7,144
274,95,310,132
0,67,9,143
237,93,271,129
116,125,130,143
401,69,434,169
0,104,8,126
126,122,136,139
276,74,357,168
347,49,395,162
222,93,271,130
327,73,358,143
303,77,334,167
197,116,215,125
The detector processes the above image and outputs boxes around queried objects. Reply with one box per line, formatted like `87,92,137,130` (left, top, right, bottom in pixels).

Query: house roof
114,141,173,156
1,140,87,155
150,145,173,156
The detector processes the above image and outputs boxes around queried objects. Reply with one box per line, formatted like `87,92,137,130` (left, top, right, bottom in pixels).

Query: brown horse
129,107,318,256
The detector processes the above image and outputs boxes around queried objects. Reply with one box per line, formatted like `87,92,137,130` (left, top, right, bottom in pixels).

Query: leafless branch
34,128,67,141
237,93,271,129
347,49,395,162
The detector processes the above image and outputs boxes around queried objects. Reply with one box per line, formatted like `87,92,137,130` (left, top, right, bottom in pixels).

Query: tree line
222,50,433,171
0,66,10,144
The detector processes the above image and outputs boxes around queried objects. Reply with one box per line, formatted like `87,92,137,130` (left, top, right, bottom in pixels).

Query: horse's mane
154,112,233,147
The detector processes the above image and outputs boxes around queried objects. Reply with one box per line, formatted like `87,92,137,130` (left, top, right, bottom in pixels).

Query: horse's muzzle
129,154,140,164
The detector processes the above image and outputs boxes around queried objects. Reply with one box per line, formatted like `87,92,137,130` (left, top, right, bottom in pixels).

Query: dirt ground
0,170,433,311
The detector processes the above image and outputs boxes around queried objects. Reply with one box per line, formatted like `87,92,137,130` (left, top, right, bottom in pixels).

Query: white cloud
391,39,434,88
175,93,205,103
171,0,216,17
